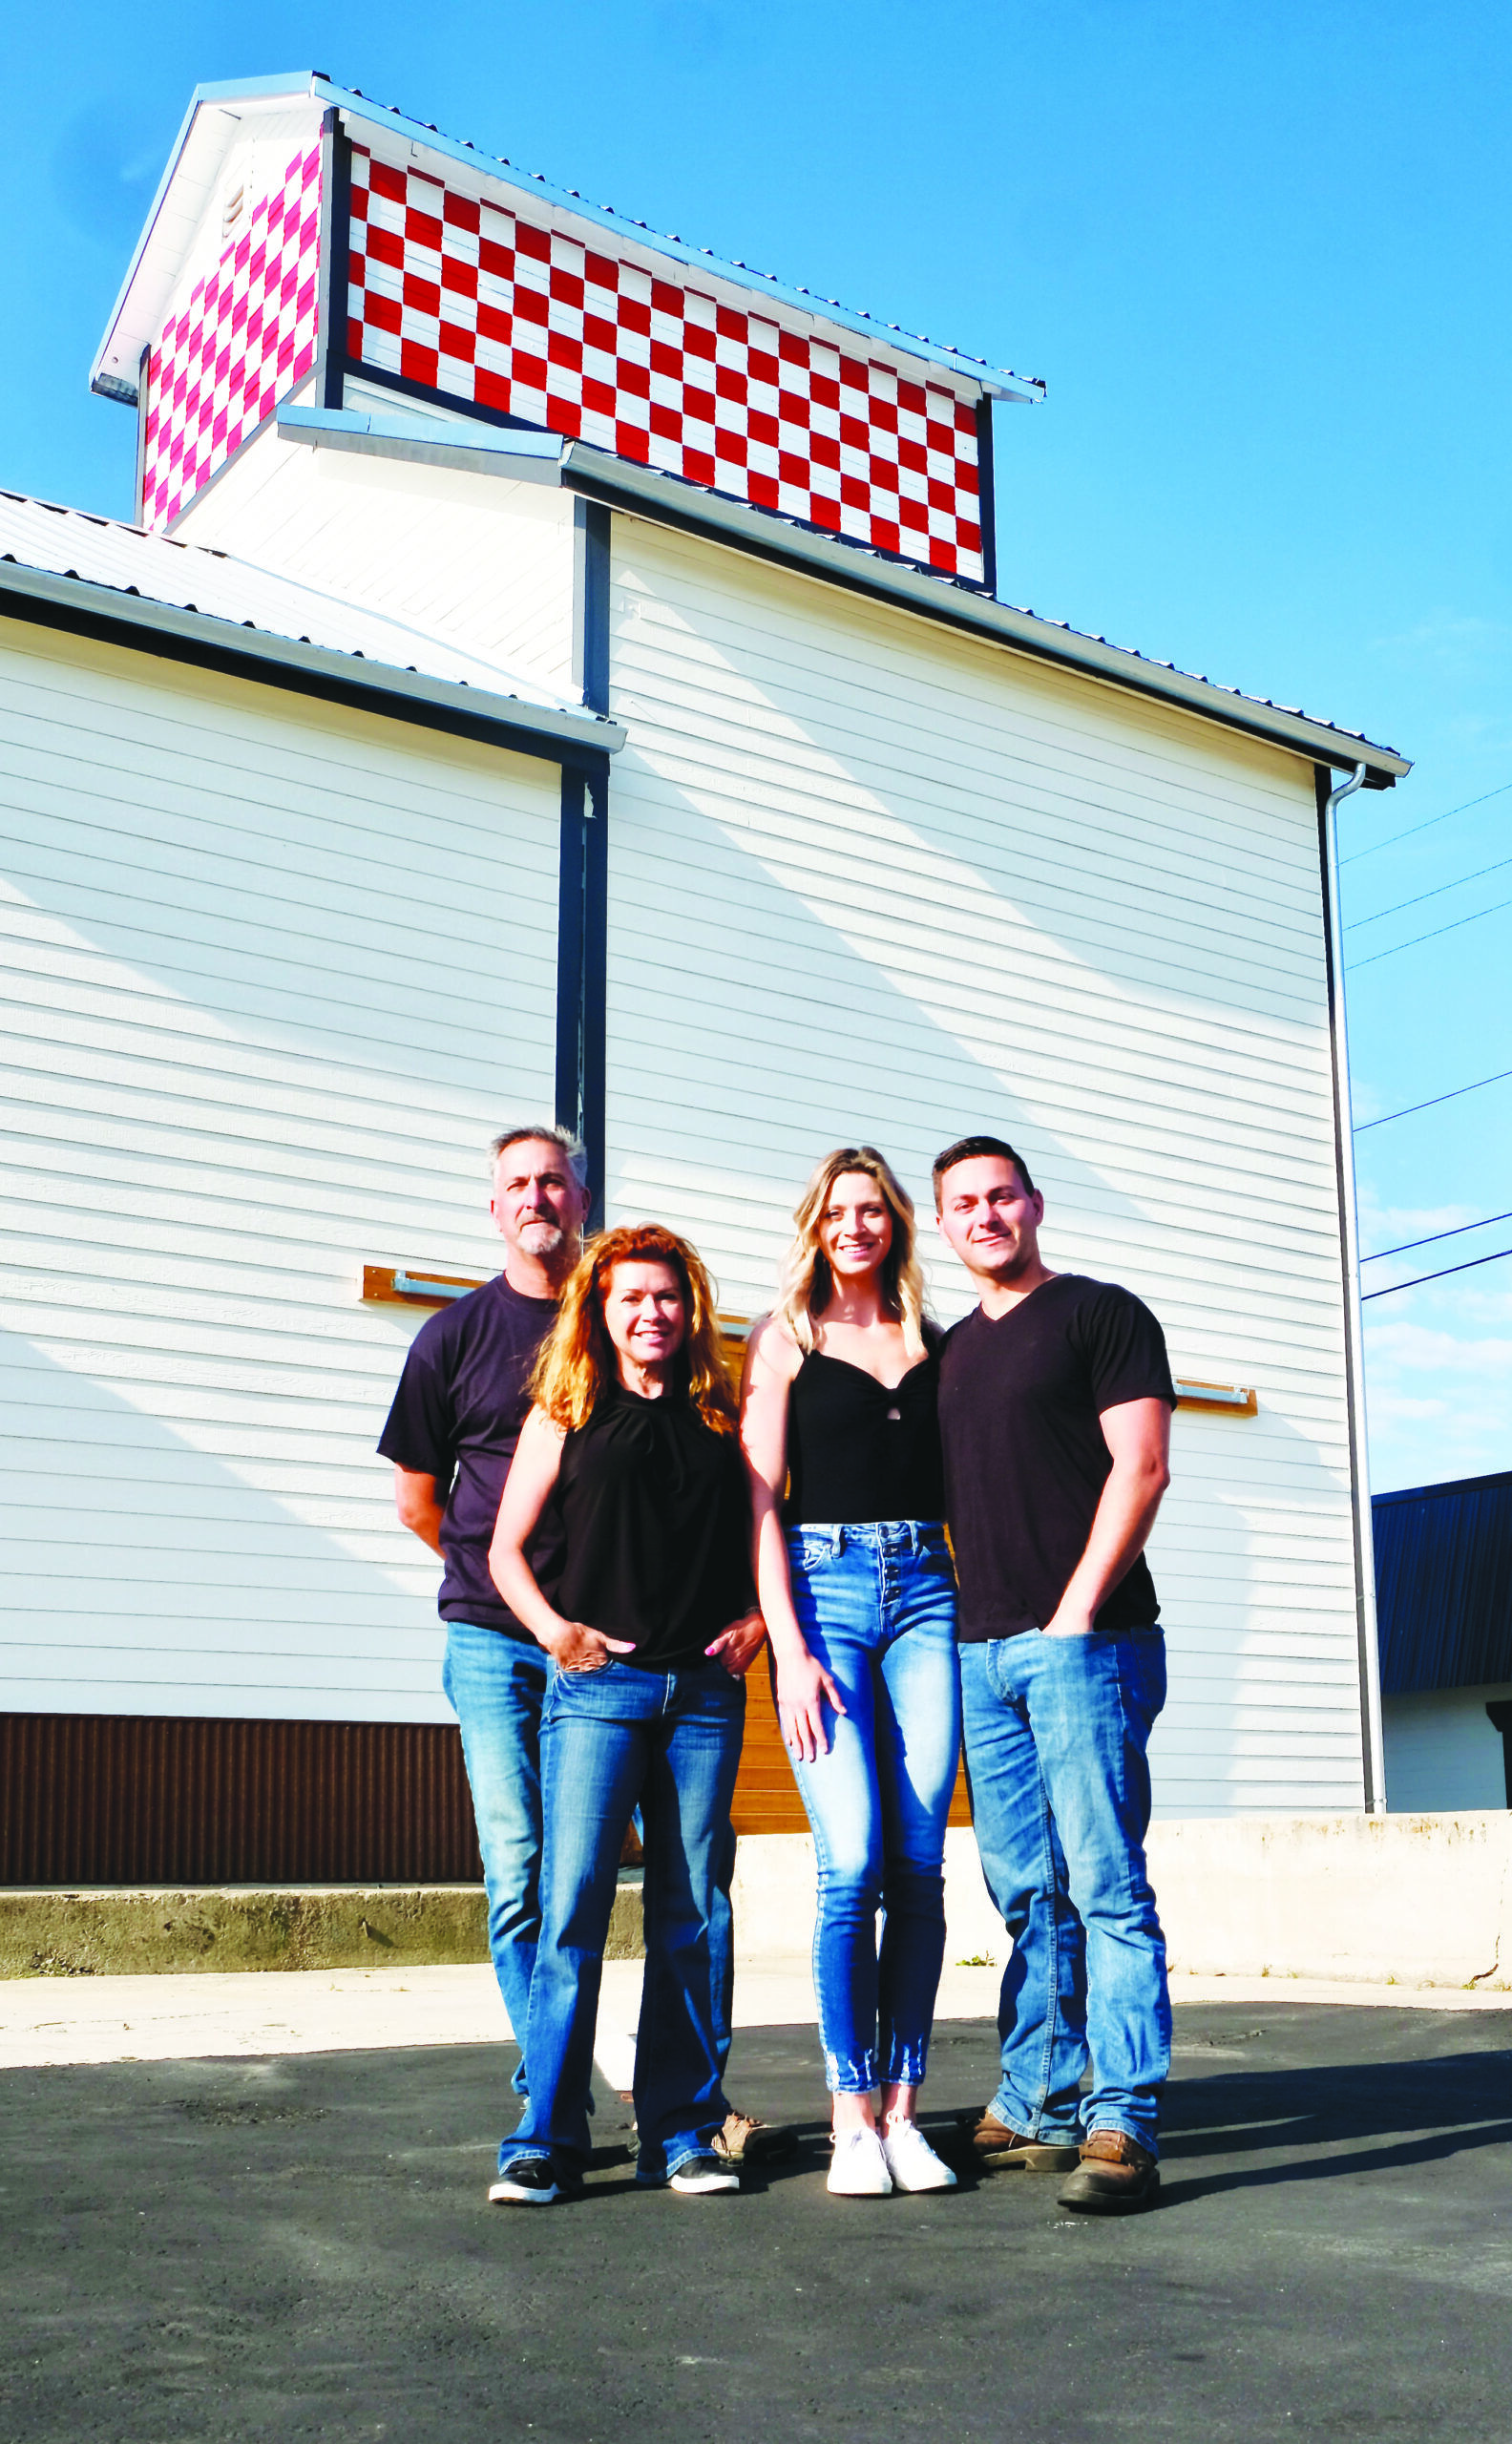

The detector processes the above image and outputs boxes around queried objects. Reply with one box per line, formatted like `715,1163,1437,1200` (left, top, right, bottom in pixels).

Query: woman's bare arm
488,1408,635,1671
739,1317,844,1760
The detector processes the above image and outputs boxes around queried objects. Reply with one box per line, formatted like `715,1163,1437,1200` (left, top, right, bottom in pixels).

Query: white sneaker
881,2119,958,2193
828,2126,893,2197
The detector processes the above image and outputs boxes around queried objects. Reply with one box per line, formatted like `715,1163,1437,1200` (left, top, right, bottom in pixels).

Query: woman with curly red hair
487,1224,764,2205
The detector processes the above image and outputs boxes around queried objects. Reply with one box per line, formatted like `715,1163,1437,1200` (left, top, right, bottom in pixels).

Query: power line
1341,777,1512,866
1361,1209,1512,1263
1354,1065,1512,1131
1347,850,1512,931
1360,1245,1512,1300
1347,893,1512,971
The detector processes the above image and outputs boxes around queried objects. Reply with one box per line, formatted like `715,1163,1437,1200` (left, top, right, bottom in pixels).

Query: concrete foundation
732,1815,1512,1993
6,1814,1509,1991
0,1880,644,1979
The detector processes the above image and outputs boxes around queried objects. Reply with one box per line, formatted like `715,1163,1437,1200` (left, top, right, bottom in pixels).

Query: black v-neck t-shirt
937,1275,1176,1641
377,1274,559,1638
543,1383,756,1670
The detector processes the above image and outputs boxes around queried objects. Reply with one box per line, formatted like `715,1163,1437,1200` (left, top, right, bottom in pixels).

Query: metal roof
558,437,1410,782
1374,1470,1512,1696
92,73,1046,411
271,398,1410,783
0,490,623,759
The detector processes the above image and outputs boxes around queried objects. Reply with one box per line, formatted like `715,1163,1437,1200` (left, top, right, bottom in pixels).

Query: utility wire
1341,777,1512,866
1361,1209,1512,1263
1347,850,1512,931
1361,1245,1512,1300
1354,1066,1512,1132
1347,894,1512,970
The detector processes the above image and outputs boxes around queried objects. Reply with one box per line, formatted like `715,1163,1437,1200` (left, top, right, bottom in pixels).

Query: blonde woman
742,1148,960,2198
488,1224,765,2206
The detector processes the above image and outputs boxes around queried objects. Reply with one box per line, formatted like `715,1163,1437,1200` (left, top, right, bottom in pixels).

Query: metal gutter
0,559,624,765
562,442,1410,784
278,401,567,483
93,71,1043,408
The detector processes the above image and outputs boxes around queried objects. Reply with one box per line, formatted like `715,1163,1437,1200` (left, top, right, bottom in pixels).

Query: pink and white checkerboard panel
346,149,984,582
141,143,322,531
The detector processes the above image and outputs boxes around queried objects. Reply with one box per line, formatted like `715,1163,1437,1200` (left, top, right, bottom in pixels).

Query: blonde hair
773,1147,931,1358
530,1222,738,1435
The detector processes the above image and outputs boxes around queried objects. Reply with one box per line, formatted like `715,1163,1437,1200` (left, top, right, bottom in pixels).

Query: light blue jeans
443,1621,737,2110
510,1657,746,2184
786,1522,960,2094
442,1623,550,2098
959,1629,1170,2153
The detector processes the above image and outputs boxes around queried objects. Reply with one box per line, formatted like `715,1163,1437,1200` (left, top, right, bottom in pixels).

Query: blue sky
5,1,1508,1492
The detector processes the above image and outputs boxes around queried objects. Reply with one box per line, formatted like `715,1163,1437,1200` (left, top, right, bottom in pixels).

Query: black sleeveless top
783,1346,948,1527
541,1381,755,1669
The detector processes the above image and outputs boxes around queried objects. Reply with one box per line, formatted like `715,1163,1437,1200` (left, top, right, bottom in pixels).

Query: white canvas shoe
827,2126,893,2197
881,2120,958,2193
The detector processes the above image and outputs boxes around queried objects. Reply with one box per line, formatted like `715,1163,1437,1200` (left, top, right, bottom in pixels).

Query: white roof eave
92,72,1044,409
0,554,623,760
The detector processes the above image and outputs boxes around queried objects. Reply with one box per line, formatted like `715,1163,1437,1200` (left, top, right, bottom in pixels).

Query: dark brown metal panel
0,1715,484,1887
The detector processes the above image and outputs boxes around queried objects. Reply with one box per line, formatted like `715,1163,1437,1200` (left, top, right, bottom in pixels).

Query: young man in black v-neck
934,1136,1176,2215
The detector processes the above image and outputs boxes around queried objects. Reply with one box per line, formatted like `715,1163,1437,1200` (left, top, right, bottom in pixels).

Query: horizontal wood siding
605,517,1362,1817
0,619,559,1721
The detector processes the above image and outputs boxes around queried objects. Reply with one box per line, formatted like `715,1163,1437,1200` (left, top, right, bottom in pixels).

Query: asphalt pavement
3,2002,1510,2441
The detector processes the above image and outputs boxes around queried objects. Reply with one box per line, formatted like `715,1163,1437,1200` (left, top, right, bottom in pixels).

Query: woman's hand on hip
705,1610,767,1678
548,1621,637,1673
775,1647,845,1762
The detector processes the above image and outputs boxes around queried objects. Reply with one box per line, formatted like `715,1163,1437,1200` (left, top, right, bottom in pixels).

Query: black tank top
783,1347,947,1527
543,1381,755,1669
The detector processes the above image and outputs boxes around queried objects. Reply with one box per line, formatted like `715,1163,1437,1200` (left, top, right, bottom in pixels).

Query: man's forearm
1048,1460,1168,1632
399,1500,446,1556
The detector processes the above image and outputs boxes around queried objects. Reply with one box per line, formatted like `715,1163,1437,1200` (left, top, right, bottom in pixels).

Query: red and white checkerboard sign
347,148,985,582
141,143,322,531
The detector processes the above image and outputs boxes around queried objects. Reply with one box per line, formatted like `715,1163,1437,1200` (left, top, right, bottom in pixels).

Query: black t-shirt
938,1274,1176,1642
784,1347,947,1526
545,1382,756,1670
377,1274,559,1637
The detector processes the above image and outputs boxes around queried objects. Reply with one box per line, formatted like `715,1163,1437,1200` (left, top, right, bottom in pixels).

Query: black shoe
489,2156,579,2206
1057,2131,1161,2215
668,2151,741,2195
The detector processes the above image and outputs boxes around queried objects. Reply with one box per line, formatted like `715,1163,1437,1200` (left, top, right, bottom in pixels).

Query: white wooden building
0,72,1410,1881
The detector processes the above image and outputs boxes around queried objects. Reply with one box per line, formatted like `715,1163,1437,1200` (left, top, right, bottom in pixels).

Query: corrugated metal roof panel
1373,1470,1512,1695
0,488,584,710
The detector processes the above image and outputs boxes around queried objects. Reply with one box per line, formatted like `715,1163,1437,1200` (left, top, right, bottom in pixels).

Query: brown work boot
711,2110,797,2166
969,2110,1082,2173
1057,2128,1160,2214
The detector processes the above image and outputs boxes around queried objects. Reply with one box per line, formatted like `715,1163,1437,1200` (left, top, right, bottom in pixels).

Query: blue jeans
959,1630,1170,2154
786,1522,960,2094
442,1623,550,2098
511,1657,746,2183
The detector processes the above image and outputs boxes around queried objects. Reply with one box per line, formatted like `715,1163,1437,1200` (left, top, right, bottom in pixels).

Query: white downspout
1324,761,1388,1814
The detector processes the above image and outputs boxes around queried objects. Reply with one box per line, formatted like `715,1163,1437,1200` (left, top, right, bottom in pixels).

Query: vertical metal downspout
1319,760,1388,1812
556,501,612,1229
